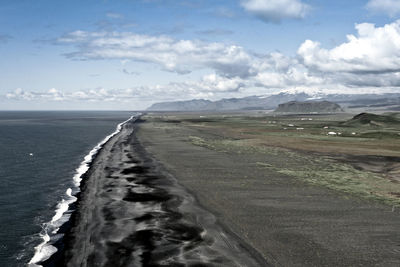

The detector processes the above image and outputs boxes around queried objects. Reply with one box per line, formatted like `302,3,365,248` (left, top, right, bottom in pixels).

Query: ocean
0,111,135,267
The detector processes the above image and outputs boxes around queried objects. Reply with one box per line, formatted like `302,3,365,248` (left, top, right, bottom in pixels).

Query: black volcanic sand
44,120,265,267
136,117,400,266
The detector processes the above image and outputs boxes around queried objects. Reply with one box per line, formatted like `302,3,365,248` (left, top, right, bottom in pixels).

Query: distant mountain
147,93,310,111
147,99,213,111
344,97,400,109
274,101,343,113
146,92,400,111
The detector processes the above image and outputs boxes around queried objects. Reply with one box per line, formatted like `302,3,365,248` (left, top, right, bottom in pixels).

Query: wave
28,115,136,266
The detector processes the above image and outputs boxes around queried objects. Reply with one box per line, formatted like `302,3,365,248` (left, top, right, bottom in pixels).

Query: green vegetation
180,112,400,142
189,135,400,206
342,112,400,127
147,112,400,206
274,100,343,113
188,136,218,150
273,162,400,207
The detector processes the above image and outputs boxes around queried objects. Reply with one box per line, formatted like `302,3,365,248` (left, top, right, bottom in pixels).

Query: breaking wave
28,116,136,266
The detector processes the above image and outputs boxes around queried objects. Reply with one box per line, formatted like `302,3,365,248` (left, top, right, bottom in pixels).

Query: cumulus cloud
254,66,324,89
56,30,323,90
6,88,35,100
5,73,247,103
241,0,310,23
57,31,255,78
33,19,400,105
366,0,400,17
298,20,400,74
6,88,65,101
192,74,245,92
296,20,400,88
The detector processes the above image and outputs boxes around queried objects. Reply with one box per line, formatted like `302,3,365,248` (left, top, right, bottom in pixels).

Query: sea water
0,111,134,266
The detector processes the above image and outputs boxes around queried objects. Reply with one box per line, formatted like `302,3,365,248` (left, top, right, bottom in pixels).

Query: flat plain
136,111,400,266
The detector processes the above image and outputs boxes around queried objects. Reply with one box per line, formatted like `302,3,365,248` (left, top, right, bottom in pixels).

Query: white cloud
57,31,255,78
366,0,400,17
23,19,400,106
298,20,400,74
6,88,66,101
56,30,323,90
192,74,245,92
297,20,400,89
241,0,310,23
254,67,323,89
4,73,246,103
6,88,34,100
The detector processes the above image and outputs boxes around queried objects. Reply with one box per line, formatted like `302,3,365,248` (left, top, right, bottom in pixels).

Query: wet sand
136,116,400,266
45,119,266,266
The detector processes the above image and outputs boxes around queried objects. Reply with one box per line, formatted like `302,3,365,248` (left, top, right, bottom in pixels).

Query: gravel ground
136,117,400,266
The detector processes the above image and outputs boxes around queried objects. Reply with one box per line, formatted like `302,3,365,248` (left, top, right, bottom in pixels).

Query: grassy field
150,112,400,156
144,112,400,207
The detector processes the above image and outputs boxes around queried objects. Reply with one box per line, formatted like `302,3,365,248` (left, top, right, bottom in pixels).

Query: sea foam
28,116,136,266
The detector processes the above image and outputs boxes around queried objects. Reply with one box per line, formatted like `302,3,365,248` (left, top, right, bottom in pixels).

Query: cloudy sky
1,0,400,110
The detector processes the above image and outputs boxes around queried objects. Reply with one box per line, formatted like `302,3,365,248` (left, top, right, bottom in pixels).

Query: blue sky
1,0,400,110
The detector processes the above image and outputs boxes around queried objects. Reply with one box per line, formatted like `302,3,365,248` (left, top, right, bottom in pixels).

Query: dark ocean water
0,111,134,267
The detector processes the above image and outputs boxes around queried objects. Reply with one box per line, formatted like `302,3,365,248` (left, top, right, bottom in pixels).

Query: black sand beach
45,119,266,266
44,114,400,266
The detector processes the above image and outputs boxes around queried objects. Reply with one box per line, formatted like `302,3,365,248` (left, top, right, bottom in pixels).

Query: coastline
36,112,400,266
30,116,136,267
43,118,266,266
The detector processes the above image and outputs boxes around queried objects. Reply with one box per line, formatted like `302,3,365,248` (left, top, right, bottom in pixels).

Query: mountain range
147,92,400,111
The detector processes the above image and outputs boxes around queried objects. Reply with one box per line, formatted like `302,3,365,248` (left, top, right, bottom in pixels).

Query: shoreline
43,118,267,266
38,111,400,266
32,116,136,267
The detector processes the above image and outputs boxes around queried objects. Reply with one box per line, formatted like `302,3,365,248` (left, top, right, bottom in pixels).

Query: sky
1,0,400,110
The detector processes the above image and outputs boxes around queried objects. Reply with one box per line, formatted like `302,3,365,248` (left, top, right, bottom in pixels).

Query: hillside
274,101,343,113
343,113,400,126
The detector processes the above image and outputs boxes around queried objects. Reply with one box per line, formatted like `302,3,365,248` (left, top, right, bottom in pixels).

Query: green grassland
145,112,400,206
189,135,400,206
